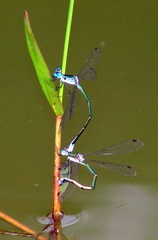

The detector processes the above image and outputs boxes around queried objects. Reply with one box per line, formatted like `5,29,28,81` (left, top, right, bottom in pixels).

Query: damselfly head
53,67,63,79
61,148,68,156
55,67,61,73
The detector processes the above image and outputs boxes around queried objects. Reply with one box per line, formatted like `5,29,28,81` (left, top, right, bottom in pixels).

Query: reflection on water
37,212,81,230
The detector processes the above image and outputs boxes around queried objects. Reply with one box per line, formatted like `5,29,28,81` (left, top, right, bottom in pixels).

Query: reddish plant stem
53,115,62,225
0,211,48,240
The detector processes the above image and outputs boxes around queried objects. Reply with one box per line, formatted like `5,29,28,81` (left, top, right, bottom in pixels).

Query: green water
1,0,158,239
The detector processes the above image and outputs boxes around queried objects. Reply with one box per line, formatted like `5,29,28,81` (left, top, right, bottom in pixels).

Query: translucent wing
60,161,79,201
62,86,78,125
78,47,102,81
87,159,137,176
85,140,144,156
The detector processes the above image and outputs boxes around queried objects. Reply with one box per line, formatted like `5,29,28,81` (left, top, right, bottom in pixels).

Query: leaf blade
24,11,63,116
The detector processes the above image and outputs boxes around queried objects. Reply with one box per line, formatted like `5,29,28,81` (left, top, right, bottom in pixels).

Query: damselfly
52,48,102,147
59,139,144,191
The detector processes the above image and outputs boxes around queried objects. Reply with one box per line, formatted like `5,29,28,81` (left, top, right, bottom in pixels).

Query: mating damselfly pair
52,48,144,198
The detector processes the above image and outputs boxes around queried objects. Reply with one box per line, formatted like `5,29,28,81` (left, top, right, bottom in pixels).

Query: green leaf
24,11,63,116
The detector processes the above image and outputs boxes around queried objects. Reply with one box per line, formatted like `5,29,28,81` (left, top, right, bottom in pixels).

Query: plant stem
53,0,75,212
53,116,62,217
0,211,48,240
52,0,75,236
59,0,75,103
